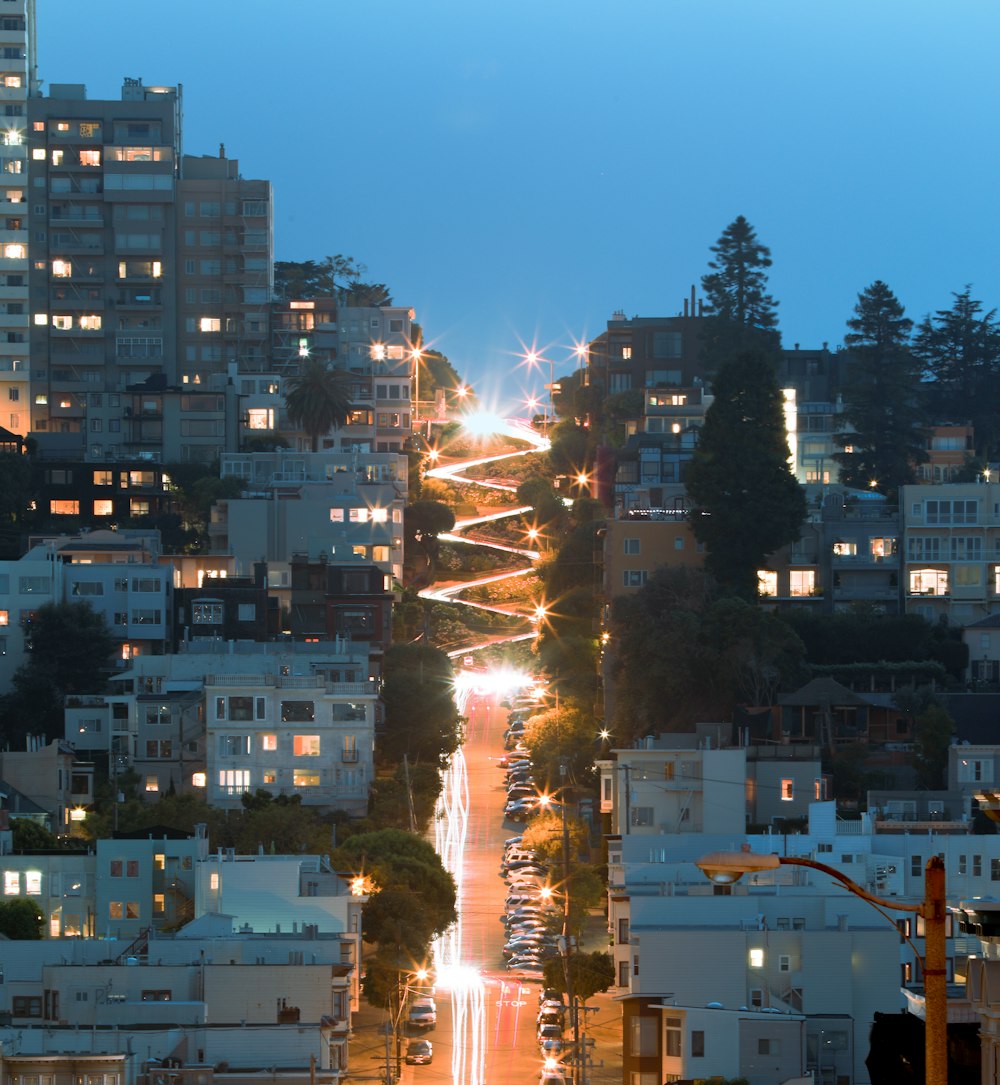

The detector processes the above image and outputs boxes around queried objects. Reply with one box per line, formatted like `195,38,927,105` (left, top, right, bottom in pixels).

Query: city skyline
36,1,1000,410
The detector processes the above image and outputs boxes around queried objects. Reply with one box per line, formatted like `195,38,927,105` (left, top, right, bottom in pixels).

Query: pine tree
834,281,927,495
686,350,806,598
913,287,1000,458
700,215,781,367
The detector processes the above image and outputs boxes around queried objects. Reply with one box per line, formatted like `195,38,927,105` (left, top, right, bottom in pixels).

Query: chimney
219,143,225,159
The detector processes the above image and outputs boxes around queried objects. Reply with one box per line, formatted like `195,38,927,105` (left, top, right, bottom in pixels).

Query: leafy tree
516,476,566,538
686,350,806,598
522,703,597,788
0,452,31,523
334,828,457,982
913,702,955,790
379,643,461,764
0,898,43,939
11,819,60,850
406,500,457,578
700,215,781,366
341,281,392,308
834,281,927,496
542,950,614,1003
520,810,589,867
0,601,116,745
283,357,353,452
274,255,365,299
913,287,1000,459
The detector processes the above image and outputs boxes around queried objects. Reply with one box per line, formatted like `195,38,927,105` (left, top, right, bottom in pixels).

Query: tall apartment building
23,75,272,463
0,0,33,437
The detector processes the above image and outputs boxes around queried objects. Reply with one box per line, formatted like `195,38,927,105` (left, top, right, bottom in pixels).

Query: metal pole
922,855,947,1085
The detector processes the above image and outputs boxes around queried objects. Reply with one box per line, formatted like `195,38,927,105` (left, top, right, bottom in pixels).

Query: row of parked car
502,711,540,821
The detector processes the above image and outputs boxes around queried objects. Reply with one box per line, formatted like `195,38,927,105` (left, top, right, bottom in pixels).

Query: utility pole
559,760,581,1084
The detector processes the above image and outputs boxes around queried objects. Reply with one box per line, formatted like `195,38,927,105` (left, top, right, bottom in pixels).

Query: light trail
426,416,550,1085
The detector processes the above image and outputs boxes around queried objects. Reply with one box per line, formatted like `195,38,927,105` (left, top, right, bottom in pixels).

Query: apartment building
22,75,272,464
901,479,1000,625
0,0,33,438
214,450,407,582
0,529,171,691
65,641,376,812
605,800,984,1084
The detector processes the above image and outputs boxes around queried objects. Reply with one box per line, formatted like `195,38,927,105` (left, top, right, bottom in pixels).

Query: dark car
405,1040,433,1065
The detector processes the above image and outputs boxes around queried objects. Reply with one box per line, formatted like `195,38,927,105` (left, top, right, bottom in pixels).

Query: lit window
370,343,385,360
153,893,165,914
109,901,123,919
191,772,206,788
56,122,70,132
781,779,794,801
293,735,321,757
246,407,273,430
145,776,158,793
50,149,62,166
4,871,18,895
210,872,219,890
24,871,41,896
199,317,220,333
33,313,47,326
3,243,24,258
0,611,7,625
910,569,949,596
50,500,80,515
261,734,277,751
78,149,100,167
757,570,777,597
31,147,45,161
152,261,162,277
263,770,276,785
52,315,71,330
370,507,388,523
330,509,344,522
789,570,816,597
749,948,764,968
294,771,320,787
832,540,857,556
79,314,102,331
2,77,20,89
93,500,113,515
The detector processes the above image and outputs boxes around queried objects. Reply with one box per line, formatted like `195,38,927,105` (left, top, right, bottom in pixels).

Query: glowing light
350,874,373,896
576,472,588,487
533,603,548,623
69,806,87,822
460,410,507,437
455,384,470,398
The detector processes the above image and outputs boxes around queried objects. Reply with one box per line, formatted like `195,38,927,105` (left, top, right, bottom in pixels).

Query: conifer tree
913,287,1000,459
700,215,781,367
834,281,927,495
686,350,806,598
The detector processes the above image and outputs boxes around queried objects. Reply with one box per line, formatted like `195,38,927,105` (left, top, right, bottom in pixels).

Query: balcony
341,748,360,764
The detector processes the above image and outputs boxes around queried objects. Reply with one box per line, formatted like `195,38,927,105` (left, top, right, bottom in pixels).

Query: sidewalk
577,914,621,1085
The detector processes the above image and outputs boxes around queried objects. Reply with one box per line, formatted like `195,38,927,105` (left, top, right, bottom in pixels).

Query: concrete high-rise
0,0,34,438
24,74,272,463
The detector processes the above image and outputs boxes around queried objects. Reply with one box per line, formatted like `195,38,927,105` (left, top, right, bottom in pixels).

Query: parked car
407,998,437,1029
405,1040,433,1065
537,1022,564,1046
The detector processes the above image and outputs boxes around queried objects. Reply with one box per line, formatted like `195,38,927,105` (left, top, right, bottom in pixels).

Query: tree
0,898,43,939
0,601,116,745
522,704,597,788
913,287,1000,459
913,701,955,790
334,828,457,988
542,950,614,1003
406,500,457,578
11,819,60,850
274,254,365,299
700,215,781,366
834,281,927,496
686,350,806,598
283,357,353,452
0,452,31,523
379,643,461,764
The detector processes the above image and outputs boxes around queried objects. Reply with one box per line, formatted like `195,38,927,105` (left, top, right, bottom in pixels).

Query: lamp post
696,851,947,1085
411,348,423,425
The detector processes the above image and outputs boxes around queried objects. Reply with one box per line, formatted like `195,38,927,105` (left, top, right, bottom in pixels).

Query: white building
213,450,407,583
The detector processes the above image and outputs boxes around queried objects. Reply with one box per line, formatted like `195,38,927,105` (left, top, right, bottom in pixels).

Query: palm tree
283,358,353,452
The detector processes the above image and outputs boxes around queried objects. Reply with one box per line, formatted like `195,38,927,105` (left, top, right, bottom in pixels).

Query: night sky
37,1,1000,410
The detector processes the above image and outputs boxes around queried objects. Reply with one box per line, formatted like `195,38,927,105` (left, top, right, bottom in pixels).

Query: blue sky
37,1,1000,409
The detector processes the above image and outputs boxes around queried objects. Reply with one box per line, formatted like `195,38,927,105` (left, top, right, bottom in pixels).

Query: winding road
417,417,552,1085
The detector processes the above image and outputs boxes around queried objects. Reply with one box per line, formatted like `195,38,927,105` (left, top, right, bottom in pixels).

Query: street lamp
523,349,555,433
695,851,947,1085
411,348,423,424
